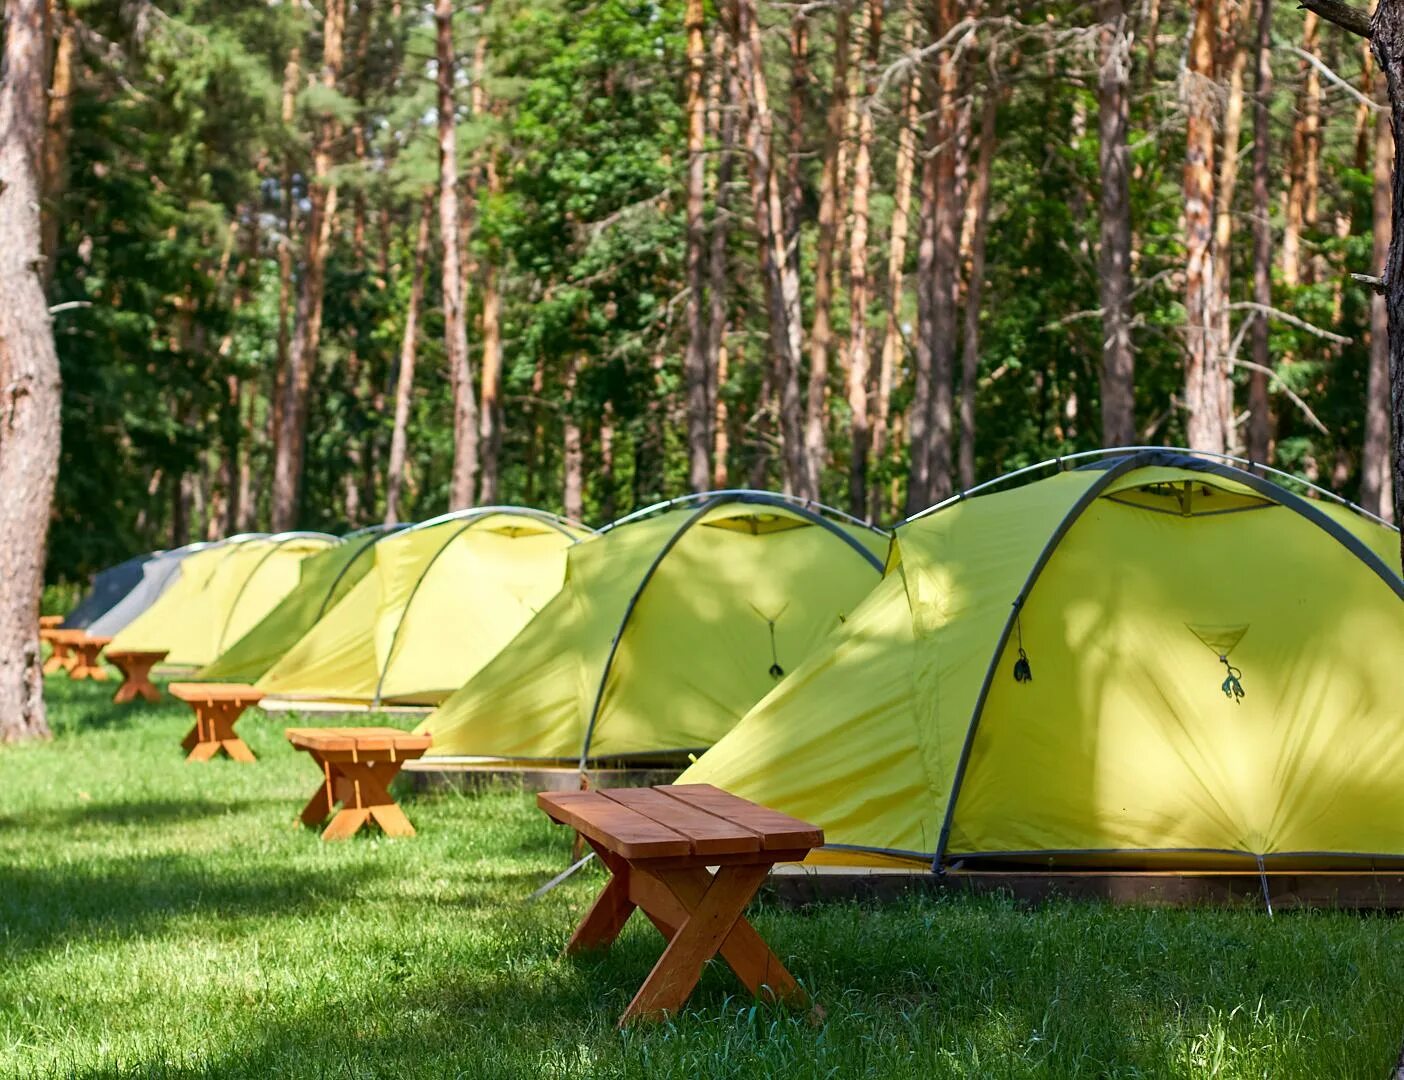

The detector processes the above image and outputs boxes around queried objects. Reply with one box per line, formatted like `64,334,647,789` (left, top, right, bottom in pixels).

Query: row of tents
59,449,1404,874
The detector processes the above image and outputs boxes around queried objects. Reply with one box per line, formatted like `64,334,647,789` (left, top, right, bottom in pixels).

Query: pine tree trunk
731,0,811,498
0,0,63,742
784,10,808,261
923,0,960,504
683,0,711,492
707,30,735,491
40,0,75,290
906,123,938,515
803,2,849,499
1372,1,1404,554
477,165,504,504
1097,0,1136,447
272,44,299,498
1246,0,1274,464
958,92,997,490
272,5,345,531
845,0,881,515
1214,2,1247,450
1282,14,1320,288
437,0,480,510
1183,0,1228,452
386,194,433,526
873,8,919,505
1363,89,1395,521
563,354,584,521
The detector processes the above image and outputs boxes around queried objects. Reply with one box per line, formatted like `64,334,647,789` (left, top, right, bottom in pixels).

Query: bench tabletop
285,726,433,754
49,629,98,644
106,648,169,661
169,682,265,704
538,783,823,862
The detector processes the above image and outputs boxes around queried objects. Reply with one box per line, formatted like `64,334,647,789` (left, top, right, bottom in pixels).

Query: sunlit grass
0,678,1400,1077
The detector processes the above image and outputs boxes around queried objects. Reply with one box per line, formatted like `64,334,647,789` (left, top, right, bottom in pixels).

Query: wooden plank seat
39,615,63,629
169,683,264,762
52,630,112,681
286,727,432,841
106,649,168,704
538,783,823,1026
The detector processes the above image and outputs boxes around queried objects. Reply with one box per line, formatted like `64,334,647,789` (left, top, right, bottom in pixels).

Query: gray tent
85,539,249,638
62,553,157,630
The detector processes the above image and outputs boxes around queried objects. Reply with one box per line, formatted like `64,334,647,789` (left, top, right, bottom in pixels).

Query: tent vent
1188,623,1249,703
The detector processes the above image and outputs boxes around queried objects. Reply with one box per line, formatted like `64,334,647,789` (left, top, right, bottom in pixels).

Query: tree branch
1298,0,1373,39
1230,358,1331,434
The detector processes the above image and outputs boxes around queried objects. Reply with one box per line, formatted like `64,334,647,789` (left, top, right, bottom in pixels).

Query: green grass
1,678,1402,1078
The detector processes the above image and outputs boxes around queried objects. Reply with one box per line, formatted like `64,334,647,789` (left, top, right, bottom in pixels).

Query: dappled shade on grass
0,679,1401,1078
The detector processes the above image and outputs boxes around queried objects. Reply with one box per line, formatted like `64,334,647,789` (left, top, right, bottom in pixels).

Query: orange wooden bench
39,615,63,629
538,783,823,1025
58,631,111,681
107,649,168,704
286,727,432,840
169,683,264,762
41,627,78,675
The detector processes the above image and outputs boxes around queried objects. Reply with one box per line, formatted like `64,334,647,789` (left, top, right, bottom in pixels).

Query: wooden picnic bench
286,727,432,841
39,615,63,629
41,627,78,675
169,683,264,762
60,631,111,681
538,783,823,1026
107,649,168,704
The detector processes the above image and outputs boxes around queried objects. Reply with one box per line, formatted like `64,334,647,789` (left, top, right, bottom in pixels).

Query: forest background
30,0,1400,584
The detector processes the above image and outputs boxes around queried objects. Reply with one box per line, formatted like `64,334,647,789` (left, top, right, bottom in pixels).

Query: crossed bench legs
298,751,416,840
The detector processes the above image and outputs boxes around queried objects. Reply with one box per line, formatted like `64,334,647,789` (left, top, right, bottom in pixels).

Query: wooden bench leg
299,753,337,826
566,845,640,955
112,660,160,704
618,863,772,1024
184,702,256,762
318,761,413,840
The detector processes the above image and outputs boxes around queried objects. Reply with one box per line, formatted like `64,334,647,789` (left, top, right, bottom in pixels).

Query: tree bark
563,354,584,521
1096,0,1136,447
683,0,711,492
874,8,920,504
477,163,504,504
707,29,736,491
804,1,849,501
386,194,433,526
1282,13,1321,288
40,0,75,290
0,0,63,741
1363,86,1394,521
1214,2,1248,452
923,0,960,504
906,121,938,515
958,92,997,490
1247,0,1274,464
1183,0,1229,452
437,0,480,509
731,0,811,497
845,0,881,515
272,4,345,531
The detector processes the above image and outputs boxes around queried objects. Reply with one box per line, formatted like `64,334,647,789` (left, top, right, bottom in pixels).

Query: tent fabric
198,529,398,682
257,510,591,706
679,452,1404,871
62,553,156,630
85,543,211,638
418,495,890,764
109,534,337,667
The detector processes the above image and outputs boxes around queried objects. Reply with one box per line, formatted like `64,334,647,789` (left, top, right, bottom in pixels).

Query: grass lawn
1,678,1402,1078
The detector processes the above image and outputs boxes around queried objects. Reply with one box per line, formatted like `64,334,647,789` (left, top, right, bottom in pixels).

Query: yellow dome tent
109,533,339,668
257,508,593,707
418,492,890,765
679,451,1404,873
198,525,405,683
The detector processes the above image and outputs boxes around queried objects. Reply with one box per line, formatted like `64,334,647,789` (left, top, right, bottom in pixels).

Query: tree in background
0,0,64,739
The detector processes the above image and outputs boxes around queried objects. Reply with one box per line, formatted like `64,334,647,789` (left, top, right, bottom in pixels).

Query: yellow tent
680,451,1404,872
418,493,889,764
109,533,339,668
257,508,592,706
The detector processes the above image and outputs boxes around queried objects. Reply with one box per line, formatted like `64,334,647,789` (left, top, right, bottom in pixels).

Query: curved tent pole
406,505,596,539
312,527,407,623
370,508,590,708
599,489,885,537
905,445,1398,531
575,492,888,772
931,449,1404,873
212,532,342,655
